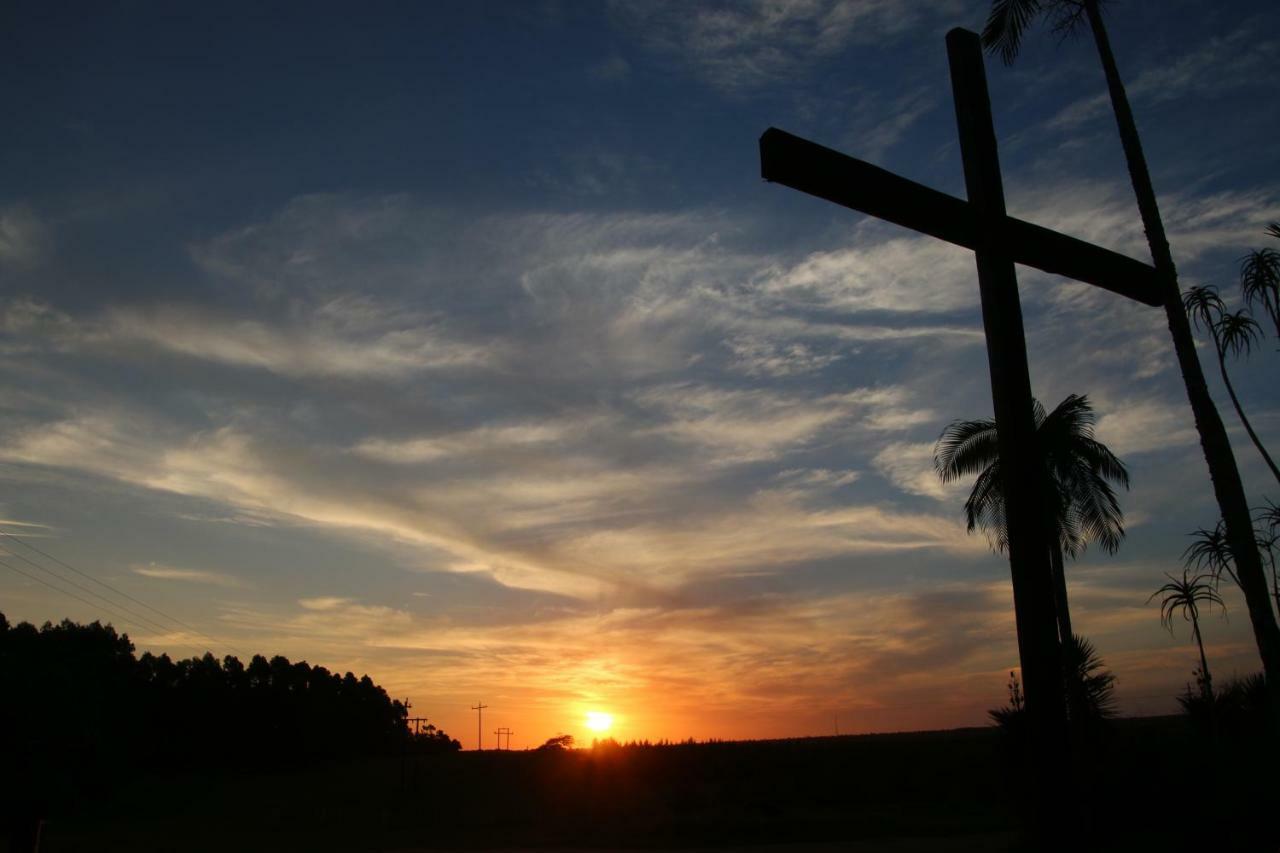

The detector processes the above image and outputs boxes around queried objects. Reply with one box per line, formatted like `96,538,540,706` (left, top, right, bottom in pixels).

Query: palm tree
1184,520,1237,588
935,394,1129,642
1187,512,1280,623
1150,570,1225,700
1258,500,1280,619
983,0,1280,694
1240,226,1280,340
1184,286,1280,485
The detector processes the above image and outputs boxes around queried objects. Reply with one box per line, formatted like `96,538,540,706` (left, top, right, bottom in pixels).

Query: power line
0,556,168,640
0,529,244,656
0,542,179,638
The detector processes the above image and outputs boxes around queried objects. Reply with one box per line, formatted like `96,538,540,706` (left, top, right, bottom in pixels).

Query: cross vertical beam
945,24,1066,820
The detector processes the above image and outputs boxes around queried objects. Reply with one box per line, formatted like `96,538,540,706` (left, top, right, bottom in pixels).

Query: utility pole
495,726,512,750
408,717,429,735
471,701,488,751
400,698,412,789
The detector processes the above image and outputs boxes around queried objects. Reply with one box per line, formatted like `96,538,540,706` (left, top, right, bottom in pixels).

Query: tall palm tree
983,0,1280,693
1150,570,1225,700
935,394,1129,642
1183,286,1280,485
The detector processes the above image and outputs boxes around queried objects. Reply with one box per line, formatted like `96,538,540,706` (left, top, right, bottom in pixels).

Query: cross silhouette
759,27,1159,802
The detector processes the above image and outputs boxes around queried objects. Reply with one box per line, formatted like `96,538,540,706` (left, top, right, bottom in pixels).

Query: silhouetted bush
1177,672,1268,739
989,635,1116,741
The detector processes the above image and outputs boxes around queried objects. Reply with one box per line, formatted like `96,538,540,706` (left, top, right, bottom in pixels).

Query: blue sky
2,0,1278,746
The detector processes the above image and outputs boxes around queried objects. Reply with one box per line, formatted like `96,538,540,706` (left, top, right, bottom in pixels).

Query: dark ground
13,716,1277,853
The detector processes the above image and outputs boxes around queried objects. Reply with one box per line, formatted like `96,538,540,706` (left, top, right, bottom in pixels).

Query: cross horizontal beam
759,127,1160,307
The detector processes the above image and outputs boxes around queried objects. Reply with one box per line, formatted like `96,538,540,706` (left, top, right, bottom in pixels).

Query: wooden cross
759,28,1159,761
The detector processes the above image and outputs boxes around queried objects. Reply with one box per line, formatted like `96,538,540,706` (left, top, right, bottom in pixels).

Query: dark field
17,716,1276,853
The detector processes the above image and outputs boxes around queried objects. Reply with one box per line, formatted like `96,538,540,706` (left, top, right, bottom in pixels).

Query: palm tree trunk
1214,339,1280,485
1192,618,1212,701
1050,545,1072,643
1083,0,1280,696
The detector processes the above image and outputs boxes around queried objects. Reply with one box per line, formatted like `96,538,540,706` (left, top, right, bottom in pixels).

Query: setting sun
585,711,613,733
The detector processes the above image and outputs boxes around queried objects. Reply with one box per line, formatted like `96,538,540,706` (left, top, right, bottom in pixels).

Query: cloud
1095,399,1200,457
873,440,967,501
633,382,932,465
613,0,961,93
132,563,245,588
754,235,980,314
589,53,631,81
0,205,49,267
1043,24,1280,133
102,305,495,379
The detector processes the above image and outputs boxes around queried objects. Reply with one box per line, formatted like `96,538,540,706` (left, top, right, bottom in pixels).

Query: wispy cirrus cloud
0,205,49,267
132,563,246,588
612,0,962,93
1044,24,1280,133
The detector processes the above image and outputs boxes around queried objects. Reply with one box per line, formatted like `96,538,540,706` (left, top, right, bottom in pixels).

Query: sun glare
585,711,613,732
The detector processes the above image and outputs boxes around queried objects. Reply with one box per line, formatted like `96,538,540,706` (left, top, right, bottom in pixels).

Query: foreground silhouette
984,0,1280,710
0,613,458,850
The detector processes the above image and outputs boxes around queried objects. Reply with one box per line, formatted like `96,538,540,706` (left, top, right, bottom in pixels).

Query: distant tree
935,393,1129,642
1150,570,1225,700
1183,285,1279,485
538,734,575,751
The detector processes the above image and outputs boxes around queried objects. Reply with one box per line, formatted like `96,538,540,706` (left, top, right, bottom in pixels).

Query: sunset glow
585,711,614,733
0,0,1276,753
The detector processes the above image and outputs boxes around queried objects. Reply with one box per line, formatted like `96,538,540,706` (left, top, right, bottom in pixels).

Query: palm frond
1048,1,1090,42
1062,633,1117,720
1215,310,1261,359
1068,472,1125,554
1256,499,1280,537
982,0,1045,64
1240,248,1280,336
938,393,1127,561
1148,570,1223,635
966,464,1009,551
1183,521,1237,586
1068,437,1130,489
1182,285,1224,335
934,418,998,483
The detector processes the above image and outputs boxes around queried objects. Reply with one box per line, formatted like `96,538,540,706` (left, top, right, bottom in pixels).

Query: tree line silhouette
2,611,459,847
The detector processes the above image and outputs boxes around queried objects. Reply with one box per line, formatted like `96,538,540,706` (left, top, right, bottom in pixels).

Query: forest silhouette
1,613,459,850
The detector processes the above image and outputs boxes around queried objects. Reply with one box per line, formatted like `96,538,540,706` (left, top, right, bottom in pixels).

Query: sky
2,0,1278,749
